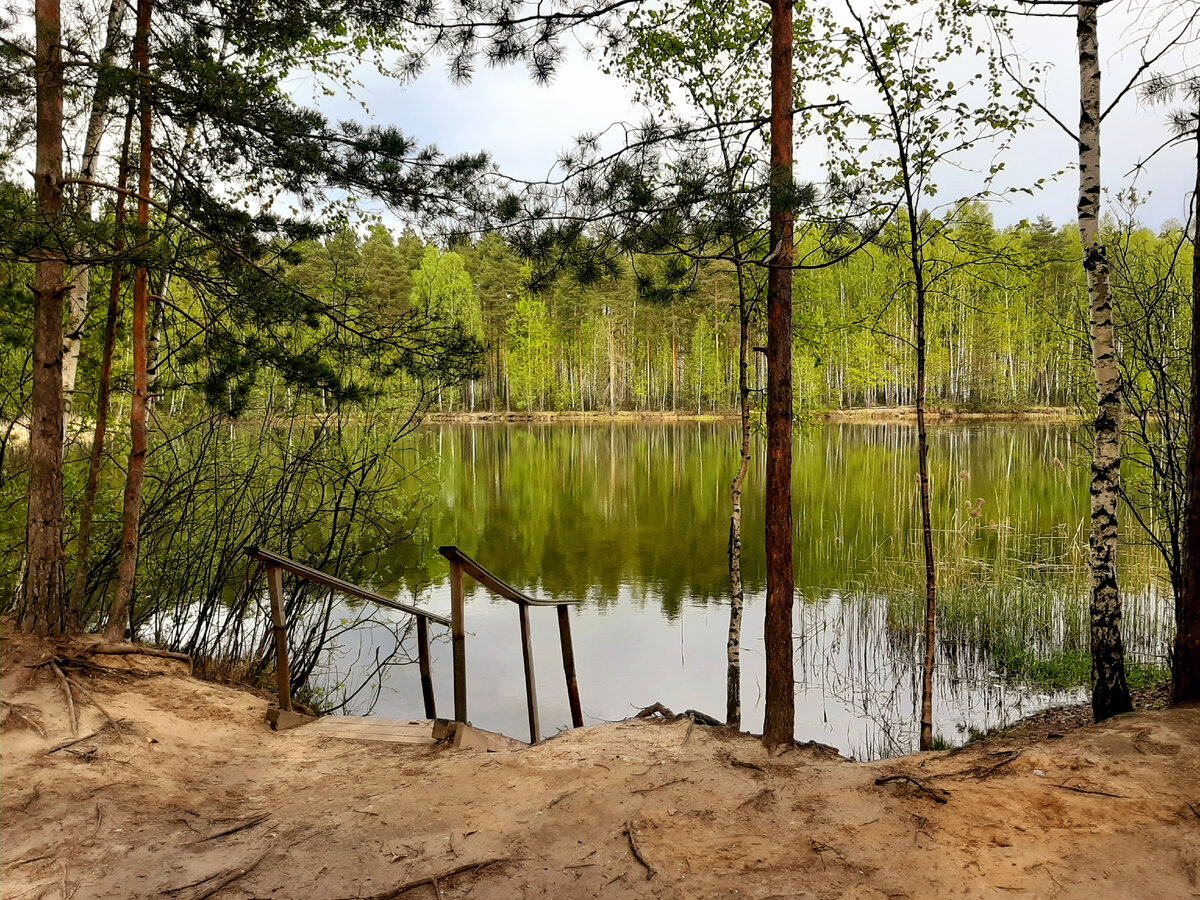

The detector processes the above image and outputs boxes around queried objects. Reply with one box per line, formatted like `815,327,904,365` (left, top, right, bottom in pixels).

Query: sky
304,1,1197,233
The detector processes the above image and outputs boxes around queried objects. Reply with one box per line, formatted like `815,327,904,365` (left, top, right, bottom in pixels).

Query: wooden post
557,604,583,728
416,615,436,720
518,603,540,743
266,563,292,712
450,559,467,724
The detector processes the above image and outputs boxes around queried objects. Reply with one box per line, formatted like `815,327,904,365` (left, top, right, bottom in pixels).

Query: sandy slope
2,634,1198,900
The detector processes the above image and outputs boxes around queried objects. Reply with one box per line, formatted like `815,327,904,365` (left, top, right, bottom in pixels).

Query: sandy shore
3,633,1196,899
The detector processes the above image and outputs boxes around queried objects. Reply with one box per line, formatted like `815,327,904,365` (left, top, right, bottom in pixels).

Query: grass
858,500,1171,697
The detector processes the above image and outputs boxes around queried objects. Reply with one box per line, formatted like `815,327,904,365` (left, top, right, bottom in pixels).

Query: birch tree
1074,0,1134,719
996,0,1198,719
842,0,1033,748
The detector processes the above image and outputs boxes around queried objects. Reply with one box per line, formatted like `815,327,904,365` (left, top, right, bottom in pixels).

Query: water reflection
320,421,1170,759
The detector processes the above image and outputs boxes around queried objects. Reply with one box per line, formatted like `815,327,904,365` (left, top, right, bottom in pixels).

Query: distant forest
276,211,1191,415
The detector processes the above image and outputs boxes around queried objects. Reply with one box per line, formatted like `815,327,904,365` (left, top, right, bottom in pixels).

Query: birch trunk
71,105,133,625
23,0,68,634
1077,2,1132,720
104,0,153,642
762,0,796,748
62,0,127,427
727,258,752,729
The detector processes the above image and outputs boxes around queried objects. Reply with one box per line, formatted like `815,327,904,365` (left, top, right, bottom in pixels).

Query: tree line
249,213,1185,418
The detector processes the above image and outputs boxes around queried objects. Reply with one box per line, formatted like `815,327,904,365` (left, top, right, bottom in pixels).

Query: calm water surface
322,421,1171,759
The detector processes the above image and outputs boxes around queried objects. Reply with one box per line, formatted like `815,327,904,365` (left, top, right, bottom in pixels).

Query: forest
0,0,1197,761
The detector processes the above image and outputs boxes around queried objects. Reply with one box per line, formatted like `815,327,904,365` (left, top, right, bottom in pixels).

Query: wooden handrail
438,545,584,743
246,544,585,745
438,546,582,607
247,547,451,627
245,546,446,719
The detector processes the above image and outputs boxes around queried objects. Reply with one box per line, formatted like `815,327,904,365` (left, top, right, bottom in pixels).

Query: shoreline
425,406,1081,424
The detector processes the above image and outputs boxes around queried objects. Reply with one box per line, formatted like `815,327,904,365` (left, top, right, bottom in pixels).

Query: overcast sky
307,1,1196,232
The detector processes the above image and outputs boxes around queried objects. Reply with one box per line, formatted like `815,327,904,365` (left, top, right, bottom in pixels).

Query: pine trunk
1175,119,1200,704
104,0,153,642
762,0,795,748
22,0,68,635
1077,3,1133,721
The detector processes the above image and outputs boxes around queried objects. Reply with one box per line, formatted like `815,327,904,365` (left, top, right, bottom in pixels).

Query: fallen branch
681,709,723,727
1054,783,1128,799
730,760,765,773
2,853,52,869
874,775,950,804
50,662,77,736
196,813,270,842
47,724,110,755
631,778,690,794
355,857,507,899
634,702,675,719
632,702,724,729
547,789,578,809
179,850,269,900
810,839,846,868
624,822,657,881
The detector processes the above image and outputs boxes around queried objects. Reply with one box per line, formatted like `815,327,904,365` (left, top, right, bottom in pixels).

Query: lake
320,420,1172,759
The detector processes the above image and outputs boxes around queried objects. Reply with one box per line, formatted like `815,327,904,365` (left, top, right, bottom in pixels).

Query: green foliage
507,276,555,411
410,247,483,339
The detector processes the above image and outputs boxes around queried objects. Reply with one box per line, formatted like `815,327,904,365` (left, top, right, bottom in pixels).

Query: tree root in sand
634,702,723,727
91,643,192,665
874,775,951,804
624,822,657,881
49,661,78,735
